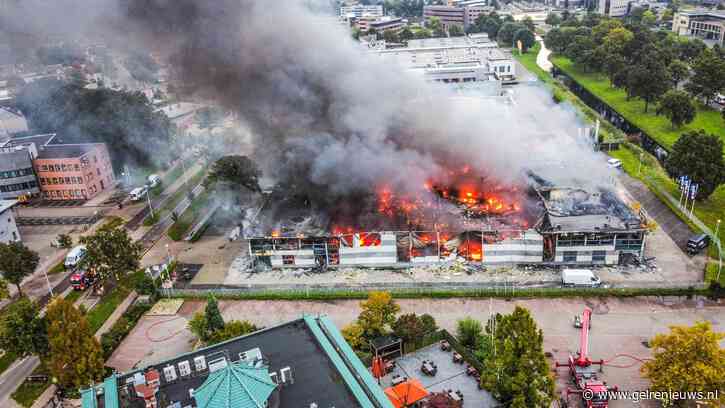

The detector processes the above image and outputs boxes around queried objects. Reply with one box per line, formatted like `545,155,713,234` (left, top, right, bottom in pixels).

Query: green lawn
64,288,83,304
511,44,625,143
706,261,724,286
551,56,725,152
11,362,50,408
0,350,18,375
167,190,210,241
47,261,65,275
86,286,131,332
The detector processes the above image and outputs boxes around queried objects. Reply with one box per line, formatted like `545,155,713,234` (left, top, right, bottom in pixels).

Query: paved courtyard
381,344,497,407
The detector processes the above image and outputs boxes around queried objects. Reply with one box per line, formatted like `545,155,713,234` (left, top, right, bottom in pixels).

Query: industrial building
0,107,28,140
356,16,406,33
0,142,40,199
1,134,115,201
81,316,394,408
373,34,515,82
0,200,21,243
673,10,725,46
247,185,647,269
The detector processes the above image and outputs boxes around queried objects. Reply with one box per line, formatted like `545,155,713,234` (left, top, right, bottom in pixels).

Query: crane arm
576,308,592,367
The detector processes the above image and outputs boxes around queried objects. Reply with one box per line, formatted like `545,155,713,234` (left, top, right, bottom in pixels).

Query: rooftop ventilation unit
269,372,279,384
280,366,294,385
238,347,263,366
163,365,177,382
208,357,228,373
194,355,207,371
178,360,191,377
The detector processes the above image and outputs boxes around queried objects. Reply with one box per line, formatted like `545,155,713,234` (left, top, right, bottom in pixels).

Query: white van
147,174,161,188
562,269,601,287
64,245,87,269
129,186,148,201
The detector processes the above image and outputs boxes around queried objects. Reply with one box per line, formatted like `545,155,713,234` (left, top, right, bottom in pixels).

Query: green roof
193,361,277,408
80,388,97,408
304,315,395,408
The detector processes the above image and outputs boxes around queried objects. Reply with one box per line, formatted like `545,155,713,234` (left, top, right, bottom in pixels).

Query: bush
456,317,483,349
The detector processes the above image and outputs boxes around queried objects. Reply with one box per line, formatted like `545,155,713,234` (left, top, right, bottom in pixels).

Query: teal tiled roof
103,375,119,408
80,388,97,408
193,361,277,408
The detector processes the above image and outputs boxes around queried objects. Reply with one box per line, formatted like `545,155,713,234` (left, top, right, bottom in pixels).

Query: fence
159,281,707,301
439,329,485,373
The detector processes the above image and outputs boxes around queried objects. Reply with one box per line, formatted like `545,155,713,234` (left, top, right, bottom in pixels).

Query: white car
607,158,622,169
715,93,725,106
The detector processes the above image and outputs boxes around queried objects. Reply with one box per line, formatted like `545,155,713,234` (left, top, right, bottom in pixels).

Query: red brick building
3,134,115,201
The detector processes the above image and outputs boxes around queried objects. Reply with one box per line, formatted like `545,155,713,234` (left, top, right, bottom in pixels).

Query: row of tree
468,12,536,52
544,13,725,199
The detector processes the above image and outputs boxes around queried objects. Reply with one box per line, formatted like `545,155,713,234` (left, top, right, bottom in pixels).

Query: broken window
592,251,606,263
282,255,295,265
562,251,577,262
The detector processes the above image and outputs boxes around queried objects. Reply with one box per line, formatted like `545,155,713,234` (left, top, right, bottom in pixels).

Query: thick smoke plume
1,0,614,203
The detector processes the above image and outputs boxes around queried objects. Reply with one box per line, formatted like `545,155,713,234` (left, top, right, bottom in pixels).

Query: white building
672,10,725,46
598,0,631,17
0,107,29,139
373,34,516,82
0,200,21,243
340,4,384,20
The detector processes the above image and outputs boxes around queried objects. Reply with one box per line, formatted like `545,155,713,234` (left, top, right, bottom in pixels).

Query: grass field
86,286,131,332
551,55,725,152
536,53,724,267
512,44,626,143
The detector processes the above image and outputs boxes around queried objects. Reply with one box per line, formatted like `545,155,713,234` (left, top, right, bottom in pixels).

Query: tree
641,9,657,27
685,49,725,104
357,291,400,339
448,24,464,37
399,27,415,42
207,320,258,345
480,17,502,39
206,155,261,192
659,90,696,128
204,294,225,336
521,16,535,32
513,29,536,53
480,307,555,407
342,323,366,351
666,130,725,200
382,30,400,43
80,226,142,291
0,298,48,358
0,278,8,300
661,8,674,22
668,59,689,87
427,17,446,37
627,58,670,112
188,312,209,342
420,313,437,334
0,241,39,297
15,82,174,172
56,233,73,249
641,322,725,407
456,317,483,349
393,314,426,348
497,22,525,46
415,28,432,39
46,298,104,390
545,12,561,26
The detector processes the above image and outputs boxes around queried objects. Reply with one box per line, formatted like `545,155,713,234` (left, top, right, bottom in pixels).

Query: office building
423,2,490,30
673,10,725,46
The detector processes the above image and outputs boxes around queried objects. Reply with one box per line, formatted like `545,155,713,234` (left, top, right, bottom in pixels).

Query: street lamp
42,267,54,297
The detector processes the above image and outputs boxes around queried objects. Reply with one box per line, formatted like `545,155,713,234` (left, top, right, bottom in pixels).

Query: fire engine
555,307,618,408
70,269,96,291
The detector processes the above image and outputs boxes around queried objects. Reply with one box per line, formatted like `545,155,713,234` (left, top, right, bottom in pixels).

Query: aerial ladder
555,307,618,408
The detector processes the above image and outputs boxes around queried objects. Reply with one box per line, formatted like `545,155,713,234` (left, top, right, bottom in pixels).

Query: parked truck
64,245,87,269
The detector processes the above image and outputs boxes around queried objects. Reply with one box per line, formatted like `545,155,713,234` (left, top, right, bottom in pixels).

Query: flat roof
85,316,393,408
0,199,18,214
2,133,56,149
679,9,725,18
0,149,33,172
36,143,98,159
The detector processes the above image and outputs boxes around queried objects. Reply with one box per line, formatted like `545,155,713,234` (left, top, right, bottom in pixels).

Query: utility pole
42,267,54,297
716,219,722,284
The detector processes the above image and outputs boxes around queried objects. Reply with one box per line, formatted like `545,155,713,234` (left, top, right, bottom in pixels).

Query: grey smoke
1,0,615,201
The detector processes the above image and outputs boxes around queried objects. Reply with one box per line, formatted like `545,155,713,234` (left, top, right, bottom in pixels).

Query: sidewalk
95,291,138,340
535,37,552,73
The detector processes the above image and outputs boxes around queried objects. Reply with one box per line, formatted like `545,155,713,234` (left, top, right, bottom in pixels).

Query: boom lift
555,308,618,408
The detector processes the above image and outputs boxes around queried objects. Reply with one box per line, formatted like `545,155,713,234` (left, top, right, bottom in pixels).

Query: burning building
246,170,647,269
